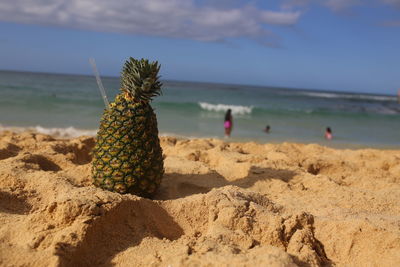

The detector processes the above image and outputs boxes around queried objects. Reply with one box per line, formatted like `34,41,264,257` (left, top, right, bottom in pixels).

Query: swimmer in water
325,127,333,140
224,109,233,137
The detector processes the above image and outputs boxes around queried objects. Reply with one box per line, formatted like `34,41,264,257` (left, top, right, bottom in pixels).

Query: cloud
381,0,400,8
260,9,301,25
283,0,400,30
282,0,362,11
324,0,361,11
0,0,301,46
381,20,400,26
283,0,400,10
281,0,312,9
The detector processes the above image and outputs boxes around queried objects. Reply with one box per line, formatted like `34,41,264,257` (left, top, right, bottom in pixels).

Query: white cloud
283,0,400,10
381,0,400,8
325,0,361,11
282,0,400,27
381,20,400,26
0,0,301,46
282,0,363,11
260,10,302,25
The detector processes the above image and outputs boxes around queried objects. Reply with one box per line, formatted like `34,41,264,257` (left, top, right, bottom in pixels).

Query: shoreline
0,130,399,266
0,125,399,150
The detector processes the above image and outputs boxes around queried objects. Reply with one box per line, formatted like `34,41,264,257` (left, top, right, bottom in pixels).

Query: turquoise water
0,70,399,148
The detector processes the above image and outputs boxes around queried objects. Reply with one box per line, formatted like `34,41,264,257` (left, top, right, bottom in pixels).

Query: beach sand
0,131,399,266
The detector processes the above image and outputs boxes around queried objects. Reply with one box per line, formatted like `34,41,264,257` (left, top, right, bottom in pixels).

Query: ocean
0,70,399,148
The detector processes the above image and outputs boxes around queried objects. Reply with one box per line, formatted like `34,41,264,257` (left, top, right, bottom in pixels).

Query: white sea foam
369,107,399,115
199,102,253,115
34,126,97,138
0,124,97,138
299,92,397,102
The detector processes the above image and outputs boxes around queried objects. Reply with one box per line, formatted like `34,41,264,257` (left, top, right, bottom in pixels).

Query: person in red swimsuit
224,109,233,137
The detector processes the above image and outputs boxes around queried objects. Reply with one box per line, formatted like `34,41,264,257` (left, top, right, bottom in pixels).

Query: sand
0,131,399,267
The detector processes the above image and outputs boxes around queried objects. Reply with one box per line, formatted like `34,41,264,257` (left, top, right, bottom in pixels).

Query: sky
0,0,399,94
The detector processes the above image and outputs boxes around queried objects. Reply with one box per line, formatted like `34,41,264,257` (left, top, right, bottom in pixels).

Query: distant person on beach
224,109,233,137
325,127,333,140
264,125,270,134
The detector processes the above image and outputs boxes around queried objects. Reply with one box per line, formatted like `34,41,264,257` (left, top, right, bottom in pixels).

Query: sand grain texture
0,131,399,266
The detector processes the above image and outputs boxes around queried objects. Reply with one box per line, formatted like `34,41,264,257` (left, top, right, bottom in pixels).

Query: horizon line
0,68,396,97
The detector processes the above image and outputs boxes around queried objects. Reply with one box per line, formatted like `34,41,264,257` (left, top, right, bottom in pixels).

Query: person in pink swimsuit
224,109,233,137
325,127,333,140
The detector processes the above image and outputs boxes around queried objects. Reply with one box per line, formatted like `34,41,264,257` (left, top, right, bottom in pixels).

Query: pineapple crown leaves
121,57,162,103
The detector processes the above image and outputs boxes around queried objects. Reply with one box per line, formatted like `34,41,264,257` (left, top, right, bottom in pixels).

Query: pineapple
92,57,164,197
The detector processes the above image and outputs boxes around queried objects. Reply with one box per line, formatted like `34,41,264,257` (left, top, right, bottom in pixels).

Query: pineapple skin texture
92,93,164,197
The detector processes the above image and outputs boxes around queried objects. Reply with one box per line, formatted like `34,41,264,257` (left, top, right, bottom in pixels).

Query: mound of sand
0,131,399,266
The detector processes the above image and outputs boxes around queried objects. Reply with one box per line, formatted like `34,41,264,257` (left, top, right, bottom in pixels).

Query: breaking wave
297,91,397,102
0,124,97,138
198,102,253,115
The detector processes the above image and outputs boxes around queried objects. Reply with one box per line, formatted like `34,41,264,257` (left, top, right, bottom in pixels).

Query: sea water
0,70,399,148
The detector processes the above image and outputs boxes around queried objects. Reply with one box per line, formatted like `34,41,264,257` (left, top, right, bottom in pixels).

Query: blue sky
0,0,399,94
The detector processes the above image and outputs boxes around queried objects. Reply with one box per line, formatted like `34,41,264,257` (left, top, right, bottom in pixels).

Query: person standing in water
325,127,333,140
264,125,271,134
224,109,233,137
